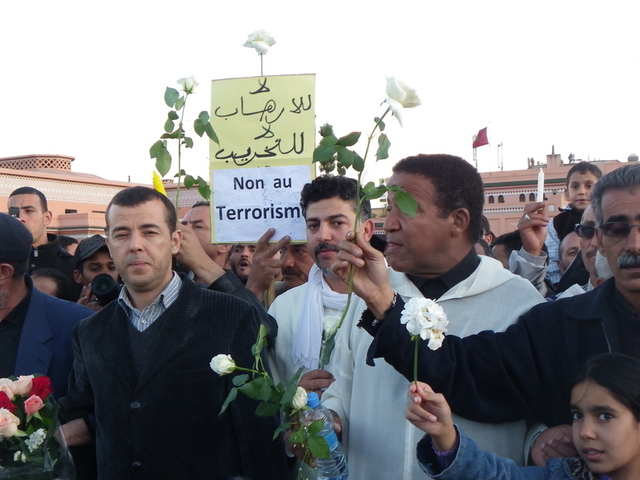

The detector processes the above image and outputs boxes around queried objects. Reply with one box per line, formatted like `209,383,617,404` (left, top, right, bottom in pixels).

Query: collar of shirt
406,248,480,300
118,272,182,332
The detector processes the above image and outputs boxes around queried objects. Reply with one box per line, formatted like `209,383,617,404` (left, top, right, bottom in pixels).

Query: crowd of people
2,154,640,480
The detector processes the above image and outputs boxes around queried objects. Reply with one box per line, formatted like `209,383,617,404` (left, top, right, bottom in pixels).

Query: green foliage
388,185,419,216
376,133,390,160
150,78,220,203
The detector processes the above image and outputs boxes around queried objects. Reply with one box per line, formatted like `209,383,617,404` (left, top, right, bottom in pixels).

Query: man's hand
175,225,226,284
245,228,291,301
76,284,102,312
285,409,342,466
59,418,92,446
331,231,394,319
518,202,549,257
530,424,575,466
299,369,334,397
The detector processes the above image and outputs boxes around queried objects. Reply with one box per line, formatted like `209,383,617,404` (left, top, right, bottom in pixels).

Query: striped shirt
117,272,182,332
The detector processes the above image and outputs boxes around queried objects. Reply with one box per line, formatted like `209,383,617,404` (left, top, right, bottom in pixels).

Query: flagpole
473,135,477,169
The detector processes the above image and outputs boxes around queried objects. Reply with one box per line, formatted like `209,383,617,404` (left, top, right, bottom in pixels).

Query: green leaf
204,123,220,144
219,387,238,415
362,183,388,200
313,135,338,163
164,119,175,133
149,140,166,159
183,136,194,148
232,374,249,387
197,177,211,199
184,175,195,189
168,111,179,121
337,147,354,168
394,189,418,217
336,131,361,147
155,153,171,177
160,130,182,140
194,118,204,137
255,401,280,417
273,422,290,440
352,151,365,172
374,116,386,132
164,87,179,108
251,324,269,357
288,429,307,445
308,434,331,460
175,96,185,111
198,111,211,123
307,419,324,435
239,377,272,402
174,169,187,176
376,133,391,161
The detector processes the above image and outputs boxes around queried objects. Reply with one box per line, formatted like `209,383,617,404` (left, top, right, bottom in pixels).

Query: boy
73,234,119,311
545,161,601,286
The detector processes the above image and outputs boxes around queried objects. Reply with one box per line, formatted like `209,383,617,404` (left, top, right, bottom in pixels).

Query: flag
152,171,167,196
472,127,489,148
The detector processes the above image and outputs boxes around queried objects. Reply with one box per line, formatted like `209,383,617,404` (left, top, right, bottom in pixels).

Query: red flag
472,127,489,148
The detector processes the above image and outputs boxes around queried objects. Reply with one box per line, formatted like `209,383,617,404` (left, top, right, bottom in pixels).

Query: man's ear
360,219,375,243
43,210,53,227
450,208,471,238
217,244,232,255
73,269,84,285
564,188,571,202
0,263,15,285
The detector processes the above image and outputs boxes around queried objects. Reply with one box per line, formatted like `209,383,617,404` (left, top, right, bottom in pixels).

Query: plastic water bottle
301,392,348,480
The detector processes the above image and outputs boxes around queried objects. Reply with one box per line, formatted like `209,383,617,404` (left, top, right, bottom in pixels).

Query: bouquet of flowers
0,375,73,479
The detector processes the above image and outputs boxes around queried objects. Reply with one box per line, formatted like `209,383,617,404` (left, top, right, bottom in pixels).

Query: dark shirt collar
407,248,480,300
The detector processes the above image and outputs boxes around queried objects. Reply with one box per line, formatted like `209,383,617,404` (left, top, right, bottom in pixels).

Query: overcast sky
2,0,638,185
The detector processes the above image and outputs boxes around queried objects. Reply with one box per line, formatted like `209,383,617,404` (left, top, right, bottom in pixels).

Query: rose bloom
291,386,308,411
210,354,236,376
177,76,198,94
384,77,421,127
24,395,44,416
11,375,34,396
0,380,15,400
0,408,20,438
243,29,276,55
0,391,17,413
322,315,341,337
29,376,52,400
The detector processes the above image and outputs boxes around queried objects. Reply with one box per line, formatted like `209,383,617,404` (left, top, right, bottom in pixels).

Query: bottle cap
306,391,320,408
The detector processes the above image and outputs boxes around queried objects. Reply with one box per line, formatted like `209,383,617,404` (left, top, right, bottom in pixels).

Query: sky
2,0,639,186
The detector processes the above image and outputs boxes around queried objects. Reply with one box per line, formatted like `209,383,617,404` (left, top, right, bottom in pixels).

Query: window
529,193,536,201
488,195,495,204
64,209,77,214
498,195,505,203
519,194,526,202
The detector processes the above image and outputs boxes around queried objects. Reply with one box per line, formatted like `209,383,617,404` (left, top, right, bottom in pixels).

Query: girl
406,353,640,480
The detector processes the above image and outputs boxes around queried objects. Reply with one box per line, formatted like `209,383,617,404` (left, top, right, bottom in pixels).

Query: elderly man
349,162,640,465
0,213,91,398
59,187,288,479
318,155,544,480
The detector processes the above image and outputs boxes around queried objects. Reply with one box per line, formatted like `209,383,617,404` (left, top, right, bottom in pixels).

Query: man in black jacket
59,187,288,479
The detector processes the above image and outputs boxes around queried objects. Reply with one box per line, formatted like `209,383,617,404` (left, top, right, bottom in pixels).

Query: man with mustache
267,175,374,395
342,162,640,469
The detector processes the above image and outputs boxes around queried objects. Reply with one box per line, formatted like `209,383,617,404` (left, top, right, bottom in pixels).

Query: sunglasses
599,222,640,238
574,223,595,239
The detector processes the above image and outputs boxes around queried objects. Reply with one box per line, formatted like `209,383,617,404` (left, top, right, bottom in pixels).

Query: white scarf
291,264,347,369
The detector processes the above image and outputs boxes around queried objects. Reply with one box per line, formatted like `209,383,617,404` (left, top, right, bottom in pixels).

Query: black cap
0,213,33,263
73,235,109,268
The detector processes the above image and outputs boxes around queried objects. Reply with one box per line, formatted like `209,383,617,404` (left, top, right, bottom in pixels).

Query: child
546,162,602,287
406,353,640,480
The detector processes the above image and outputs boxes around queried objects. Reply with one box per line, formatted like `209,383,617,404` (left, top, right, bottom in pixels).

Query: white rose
0,379,15,400
210,354,236,376
177,76,199,94
0,408,20,438
322,315,341,337
291,386,308,411
384,77,421,126
243,29,276,55
11,375,34,396
401,297,448,350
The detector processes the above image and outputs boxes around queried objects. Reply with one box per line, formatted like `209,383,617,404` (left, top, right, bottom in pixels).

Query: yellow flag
152,171,167,196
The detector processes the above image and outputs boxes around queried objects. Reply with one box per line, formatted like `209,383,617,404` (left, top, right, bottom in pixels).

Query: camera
9,207,19,218
91,273,122,306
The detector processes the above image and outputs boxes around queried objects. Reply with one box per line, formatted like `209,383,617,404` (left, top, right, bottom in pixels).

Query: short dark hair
9,260,29,279
490,230,522,253
300,175,371,221
573,353,640,422
481,215,493,237
591,163,640,225
58,235,79,249
566,162,602,185
475,238,495,257
31,268,76,301
191,200,210,208
106,187,177,232
9,186,48,211
393,154,484,242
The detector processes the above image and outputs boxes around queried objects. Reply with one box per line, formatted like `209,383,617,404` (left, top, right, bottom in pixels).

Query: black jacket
365,278,621,427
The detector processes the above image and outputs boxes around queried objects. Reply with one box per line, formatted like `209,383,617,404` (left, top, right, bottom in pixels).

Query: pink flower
24,395,44,416
11,375,34,396
0,408,20,437
0,379,15,400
